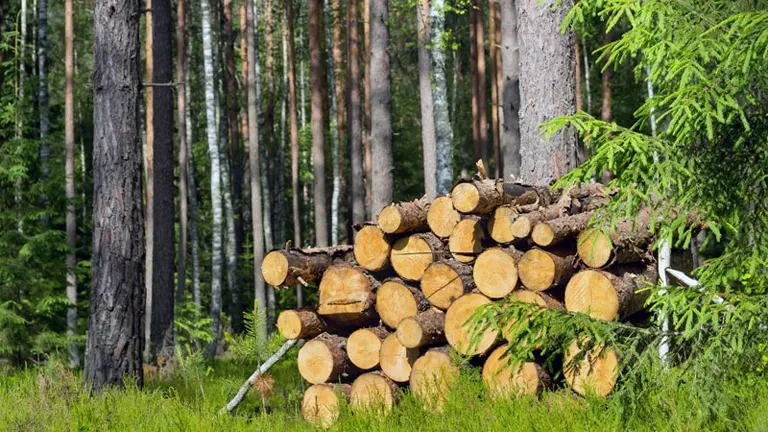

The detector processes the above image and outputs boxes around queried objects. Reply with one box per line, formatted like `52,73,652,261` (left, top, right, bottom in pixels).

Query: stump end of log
376,279,426,328
577,228,613,269
421,261,473,310
379,334,420,383
488,206,518,244
350,372,398,413
391,234,437,281
474,248,520,299
531,223,555,247
276,309,325,340
451,182,482,213
262,251,289,287
444,293,498,356
347,327,389,370
378,205,404,234
565,270,620,321
482,345,549,399
297,335,349,384
354,225,391,271
302,384,349,429
563,342,619,397
410,347,458,412
448,218,485,263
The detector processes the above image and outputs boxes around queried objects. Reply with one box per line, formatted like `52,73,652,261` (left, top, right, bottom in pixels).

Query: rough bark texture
285,0,301,252
175,0,188,305
261,245,355,288
489,0,501,178
565,265,657,321
396,308,446,348
432,0,454,195
362,0,373,219
309,0,329,247
499,0,521,180
517,0,577,185
375,278,430,328
417,0,438,200
277,308,327,340
531,211,594,248
378,196,430,234
298,333,357,384
474,0,488,169
348,0,365,225
86,0,144,389
421,259,475,310
370,0,393,215
347,326,390,370
577,211,653,269
38,0,49,199
184,39,201,312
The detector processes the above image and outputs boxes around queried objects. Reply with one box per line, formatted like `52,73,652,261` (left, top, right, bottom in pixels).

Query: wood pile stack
262,178,658,428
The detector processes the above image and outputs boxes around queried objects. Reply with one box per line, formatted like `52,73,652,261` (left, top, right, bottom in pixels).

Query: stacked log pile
262,178,658,428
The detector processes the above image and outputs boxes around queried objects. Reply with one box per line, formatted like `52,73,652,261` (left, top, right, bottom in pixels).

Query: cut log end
444,293,498,356
276,309,325,340
410,347,458,412
488,206,518,244
564,342,619,397
298,334,350,384
262,251,289,287
347,327,389,370
318,266,376,324
448,218,485,263
391,234,436,281
531,223,555,247
396,308,446,348
510,216,533,239
379,334,420,383
474,248,520,299
421,261,473,310
577,229,613,268
375,280,427,328
377,197,430,234
377,205,404,234
482,345,549,399
302,384,350,429
427,196,461,238
565,270,620,321
518,249,574,292
350,372,399,413
451,182,481,213
354,225,391,271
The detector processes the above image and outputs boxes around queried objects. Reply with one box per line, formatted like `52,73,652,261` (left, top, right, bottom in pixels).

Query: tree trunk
144,0,155,362
17,0,27,140
309,0,329,247
201,0,225,358
575,38,582,112
347,326,390,370
600,28,613,183
474,0,488,169
299,26,307,128
470,4,479,163
370,0,393,216
86,0,144,389
247,0,268,336
184,39,202,313
489,0,501,178
348,0,365,225
417,0,438,200
363,0,373,219
38,0,49,208
582,35,592,113
330,0,347,244
176,0,188,305
499,0,521,179
431,0,453,195
64,0,79,369
261,245,354,288
517,0,577,185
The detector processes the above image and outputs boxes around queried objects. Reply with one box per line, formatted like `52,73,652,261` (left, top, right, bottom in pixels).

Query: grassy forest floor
0,352,765,432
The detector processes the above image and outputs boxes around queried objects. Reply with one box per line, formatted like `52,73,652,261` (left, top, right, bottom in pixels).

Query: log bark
298,333,359,384
445,293,498,356
375,279,430,328
410,346,458,412
448,216,486,263
421,259,475,310
379,333,420,383
391,232,444,281
318,265,379,325
350,371,399,413
427,196,461,238
261,245,354,288
563,341,618,397
396,308,446,348
518,248,576,292
378,196,430,234
482,344,550,399
354,224,392,271
531,211,593,247
277,309,327,340
473,247,524,298
577,211,653,268
564,265,657,321
302,383,351,429
347,326,390,370
452,179,510,214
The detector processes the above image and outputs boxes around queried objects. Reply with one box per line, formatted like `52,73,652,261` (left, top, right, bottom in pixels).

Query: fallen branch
218,338,305,415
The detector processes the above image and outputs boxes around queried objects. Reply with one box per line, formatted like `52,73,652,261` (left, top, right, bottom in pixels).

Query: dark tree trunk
176,0,188,305
86,0,145,390
348,0,365,225
500,0,520,179
309,0,329,247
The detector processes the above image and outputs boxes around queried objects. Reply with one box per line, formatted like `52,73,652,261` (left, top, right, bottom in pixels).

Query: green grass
0,353,765,432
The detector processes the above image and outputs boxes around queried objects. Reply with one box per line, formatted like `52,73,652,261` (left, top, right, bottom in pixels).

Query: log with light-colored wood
444,293,498,356
518,248,576,292
482,344,550,399
350,371,399,413
564,266,656,321
377,196,430,234
390,232,443,281
577,210,652,268
563,341,619,397
531,211,593,247
375,278,430,328
261,245,354,288
396,308,446,348
421,260,475,310
276,308,326,340
301,383,351,429
317,265,378,325
410,346,458,412
298,333,356,384
452,179,509,214
501,290,562,346
473,247,524,299
346,326,390,370
448,216,485,263
427,196,461,238
353,224,392,271
487,205,518,244
379,333,420,383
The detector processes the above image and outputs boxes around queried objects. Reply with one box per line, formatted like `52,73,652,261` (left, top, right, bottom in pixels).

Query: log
390,232,443,281
487,206,519,244
531,211,594,248
379,333,420,383
421,260,475,310
482,344,550,399
396,308,446,348
318,265,378,325
448,216,486,263
354,224,392,271
473,247,524,299
495,182,560,207
577,211,653,268
276,309,327,340
518,248,576,292
444,293,499,356
346,326,390,370
298,333,357,384
377,196,430,234
452,179,511,214
301,383,351,429
427,196,461,238
261,245,354,288
564,265,657,321
375,278,430,328
350,371,399,413
410,346,458,412
563,341,619,397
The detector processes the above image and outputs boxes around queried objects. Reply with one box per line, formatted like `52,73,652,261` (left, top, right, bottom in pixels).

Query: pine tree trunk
517,0,577,185
299,27,307,129
370,0,393,216
86,0,144,389
362,0,373,219
469,4,480,163
17,0,27,139
575,38,582,112
348,0,365,225
143,0,154,362
474,0,488,169
489,0,501,178
417,0,438,200
176,0,188,305
330,0,346,245
500,0,521,179
431,0,453,195
64,0,80,369
309,0,329,247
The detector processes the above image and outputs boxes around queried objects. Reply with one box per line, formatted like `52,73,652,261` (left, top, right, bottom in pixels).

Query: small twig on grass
218,338,305,415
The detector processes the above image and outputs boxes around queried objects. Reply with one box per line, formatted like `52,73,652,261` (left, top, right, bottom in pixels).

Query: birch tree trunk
309,0,329,247
299,27,307,128
176,0,188,304
516,0,577,185
143,0,154,362
473,0,488,168
17,0,27,138
330,0,347,245
201,0,225,358
185,29,202,313
325,0,340,245
431,0,453,195
582,35,592,114
64,0,80,369
86,0,144,389
370,0,393,216
500,0,521,179
417,0,437,200
348,0,365,225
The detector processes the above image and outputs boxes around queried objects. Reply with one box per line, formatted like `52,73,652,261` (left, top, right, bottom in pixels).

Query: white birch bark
185,31,202,313
582,35,592,114
325,0,341,245
430,0,452,195
416,2,437,200
299,27,307,129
